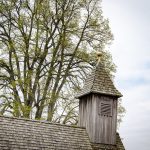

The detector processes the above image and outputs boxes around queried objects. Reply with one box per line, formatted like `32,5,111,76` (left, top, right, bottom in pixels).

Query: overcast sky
102,0,150,150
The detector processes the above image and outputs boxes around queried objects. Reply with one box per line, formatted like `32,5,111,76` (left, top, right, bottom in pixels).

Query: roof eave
75,91,123,99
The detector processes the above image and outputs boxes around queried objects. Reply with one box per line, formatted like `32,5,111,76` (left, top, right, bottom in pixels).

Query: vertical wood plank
79,94,118,145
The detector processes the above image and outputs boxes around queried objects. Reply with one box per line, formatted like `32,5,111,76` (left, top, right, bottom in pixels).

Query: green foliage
117,98,126,128
0,0,124,124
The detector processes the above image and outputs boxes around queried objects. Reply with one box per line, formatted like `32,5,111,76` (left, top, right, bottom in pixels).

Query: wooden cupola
76,52,122,145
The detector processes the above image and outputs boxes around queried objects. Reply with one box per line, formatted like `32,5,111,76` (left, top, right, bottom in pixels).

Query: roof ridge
0,115,85,129
90,65,97,91
91,63,106,91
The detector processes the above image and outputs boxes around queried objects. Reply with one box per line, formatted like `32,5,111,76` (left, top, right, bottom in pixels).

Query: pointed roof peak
96,51,103,66
76,55,122,98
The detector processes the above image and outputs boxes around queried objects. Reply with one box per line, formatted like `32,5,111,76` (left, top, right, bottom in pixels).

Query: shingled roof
0,115,92,150
76,63,122,98
0,115,125,150
91,133,125,150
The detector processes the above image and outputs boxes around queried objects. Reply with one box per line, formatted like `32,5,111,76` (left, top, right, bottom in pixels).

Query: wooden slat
79,94,118,145
100,103,112,116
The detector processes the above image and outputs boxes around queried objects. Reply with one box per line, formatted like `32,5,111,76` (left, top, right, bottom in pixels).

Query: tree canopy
0,0,124,124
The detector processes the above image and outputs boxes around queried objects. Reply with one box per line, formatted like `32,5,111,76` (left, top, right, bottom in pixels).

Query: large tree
0,0,123,123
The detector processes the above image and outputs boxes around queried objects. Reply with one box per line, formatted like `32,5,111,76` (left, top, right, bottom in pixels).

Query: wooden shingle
0,116,125,150
91,133,125,150
76,63,122,98
0,115,92,150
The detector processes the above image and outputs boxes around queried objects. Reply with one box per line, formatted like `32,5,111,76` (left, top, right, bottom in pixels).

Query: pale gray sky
102,0,150,150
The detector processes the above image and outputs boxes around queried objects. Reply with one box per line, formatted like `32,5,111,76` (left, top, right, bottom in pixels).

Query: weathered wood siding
79,94,97,142
79,94,118,145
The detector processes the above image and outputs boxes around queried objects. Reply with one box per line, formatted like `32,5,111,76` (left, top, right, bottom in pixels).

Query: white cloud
120,84,150,150
102,0,150,150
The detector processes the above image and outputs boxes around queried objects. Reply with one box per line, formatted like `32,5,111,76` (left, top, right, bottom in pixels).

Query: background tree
0,0,125,124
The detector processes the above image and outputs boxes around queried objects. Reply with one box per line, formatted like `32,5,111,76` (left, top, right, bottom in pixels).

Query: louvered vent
100,102,112,116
